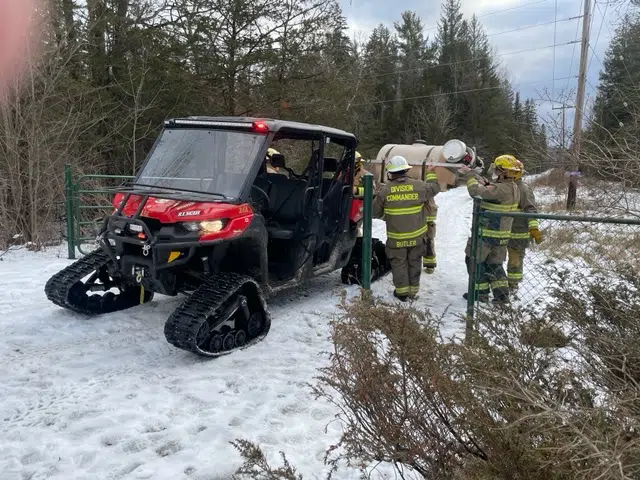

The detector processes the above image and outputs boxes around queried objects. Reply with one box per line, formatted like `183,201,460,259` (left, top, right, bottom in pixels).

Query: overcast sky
339,0,633,145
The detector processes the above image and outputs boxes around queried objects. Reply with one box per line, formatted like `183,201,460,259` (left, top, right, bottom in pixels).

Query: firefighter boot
394,289,410,302
463,292,489,303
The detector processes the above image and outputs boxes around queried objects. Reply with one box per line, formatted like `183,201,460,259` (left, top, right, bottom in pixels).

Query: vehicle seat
261,174,307,240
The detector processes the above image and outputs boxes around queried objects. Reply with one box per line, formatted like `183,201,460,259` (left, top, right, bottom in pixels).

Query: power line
423,0,549,33
565,0,584,95
589,0,609,70
351,75,576,107
587,43,639,109
364,15,580,65
586,77,625,126
552,0,558,100
370,40,579,78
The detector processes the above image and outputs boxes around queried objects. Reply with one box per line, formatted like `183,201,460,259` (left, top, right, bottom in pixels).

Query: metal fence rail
465,195,640,340
65,164,134,259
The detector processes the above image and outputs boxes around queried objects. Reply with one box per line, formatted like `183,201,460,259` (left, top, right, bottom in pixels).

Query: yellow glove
529,228,543,244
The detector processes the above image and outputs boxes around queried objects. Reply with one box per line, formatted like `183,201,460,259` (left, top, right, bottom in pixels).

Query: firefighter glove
529,228,543,244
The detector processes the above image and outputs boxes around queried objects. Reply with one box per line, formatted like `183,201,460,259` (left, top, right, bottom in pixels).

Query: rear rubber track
44,249,152,315
164,272,271,358
341,237,392,285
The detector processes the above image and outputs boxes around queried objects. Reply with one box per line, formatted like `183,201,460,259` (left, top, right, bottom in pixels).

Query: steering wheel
250,184,270,211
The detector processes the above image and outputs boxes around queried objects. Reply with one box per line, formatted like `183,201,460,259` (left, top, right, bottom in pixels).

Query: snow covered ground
0,188,475,480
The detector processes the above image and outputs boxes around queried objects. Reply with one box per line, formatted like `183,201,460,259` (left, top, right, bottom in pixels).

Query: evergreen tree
588,13,640,150
394,11,437,142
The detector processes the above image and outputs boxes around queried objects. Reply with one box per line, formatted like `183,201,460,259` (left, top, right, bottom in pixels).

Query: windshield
135,128,266,198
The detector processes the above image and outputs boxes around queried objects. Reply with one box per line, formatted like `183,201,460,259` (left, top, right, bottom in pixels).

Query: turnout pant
422,222,437,269
465,238,510,301
507,239,527,289
387,239,424,297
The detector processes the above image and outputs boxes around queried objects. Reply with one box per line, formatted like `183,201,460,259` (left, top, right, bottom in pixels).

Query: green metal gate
64,164,134,259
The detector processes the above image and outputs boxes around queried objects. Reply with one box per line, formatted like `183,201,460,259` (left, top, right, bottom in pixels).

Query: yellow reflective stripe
510,232,530,239
387,223,429,240
356,187,364,196
395,286,410,294
475,282,490,291
423,257,436,262
409,286,420,293
479,228,511,239
491,279,510,289
480,202,519,212
383,205,423,216
425,173,438,181
467,178,479,187
528,219,539,229
426,216,437,222
507,273,523,280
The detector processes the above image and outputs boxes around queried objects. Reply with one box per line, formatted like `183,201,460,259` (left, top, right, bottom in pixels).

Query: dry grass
233,274,640,479
527,168,567,192
535,221,640,273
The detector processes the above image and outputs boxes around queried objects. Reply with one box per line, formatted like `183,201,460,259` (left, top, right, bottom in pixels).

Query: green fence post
465,196,482,343
361,172,374,290
64,164,76,260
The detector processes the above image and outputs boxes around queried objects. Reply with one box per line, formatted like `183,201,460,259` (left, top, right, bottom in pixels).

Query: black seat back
263,174,307,224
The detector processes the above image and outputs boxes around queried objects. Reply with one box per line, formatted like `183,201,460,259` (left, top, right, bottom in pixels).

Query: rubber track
44,249,111,314
163,272,271,358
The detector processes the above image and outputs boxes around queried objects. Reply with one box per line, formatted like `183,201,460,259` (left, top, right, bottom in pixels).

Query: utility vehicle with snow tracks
44,117,391,357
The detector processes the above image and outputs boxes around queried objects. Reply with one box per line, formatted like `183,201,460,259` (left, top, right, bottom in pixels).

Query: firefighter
372,155,441,301
422,197,437,273
265,148,281,173
459,155,521,304
507,159,542,294
353,151,377,237
353,151,376,196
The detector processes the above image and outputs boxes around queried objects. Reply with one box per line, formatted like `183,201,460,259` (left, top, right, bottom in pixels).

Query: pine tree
588,13,640,151
359,24,399,152
394,11,437,142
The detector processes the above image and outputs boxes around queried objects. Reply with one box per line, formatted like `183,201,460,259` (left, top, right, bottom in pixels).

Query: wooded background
0,0,636,246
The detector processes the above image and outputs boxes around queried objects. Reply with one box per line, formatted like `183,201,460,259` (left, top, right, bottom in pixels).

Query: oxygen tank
369,139,479,189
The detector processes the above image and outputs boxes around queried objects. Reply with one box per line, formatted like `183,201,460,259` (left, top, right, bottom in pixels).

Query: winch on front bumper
96,193,200,295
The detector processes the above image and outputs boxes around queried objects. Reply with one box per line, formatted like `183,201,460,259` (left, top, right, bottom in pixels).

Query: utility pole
566,0,591,210
552,103,574,149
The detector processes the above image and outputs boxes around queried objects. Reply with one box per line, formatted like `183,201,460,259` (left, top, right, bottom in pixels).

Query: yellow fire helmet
355,151,363,170
513,159,525,181
493,154,521,178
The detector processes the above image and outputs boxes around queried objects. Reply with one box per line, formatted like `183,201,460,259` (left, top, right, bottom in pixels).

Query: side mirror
270,153,285,168
323,157,338,173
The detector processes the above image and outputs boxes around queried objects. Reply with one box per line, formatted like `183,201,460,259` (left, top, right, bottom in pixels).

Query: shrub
234,270,640,479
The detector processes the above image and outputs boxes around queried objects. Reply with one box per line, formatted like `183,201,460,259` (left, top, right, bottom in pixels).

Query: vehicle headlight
200,220,225,232
181,220,227,233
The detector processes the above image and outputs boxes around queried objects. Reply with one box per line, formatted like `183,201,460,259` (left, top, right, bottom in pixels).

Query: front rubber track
163,272,271,358
44,249,153,315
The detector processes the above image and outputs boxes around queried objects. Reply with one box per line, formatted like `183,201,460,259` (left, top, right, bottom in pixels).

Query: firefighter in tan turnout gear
459,155,521,304
423,197,437,273
372,155,441,301
352,151,377,237
507,158,542,293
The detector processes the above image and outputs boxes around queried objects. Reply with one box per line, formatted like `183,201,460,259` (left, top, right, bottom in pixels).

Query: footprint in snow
155,440,181,457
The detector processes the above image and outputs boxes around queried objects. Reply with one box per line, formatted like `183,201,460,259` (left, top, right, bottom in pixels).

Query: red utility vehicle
45,117,390,357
